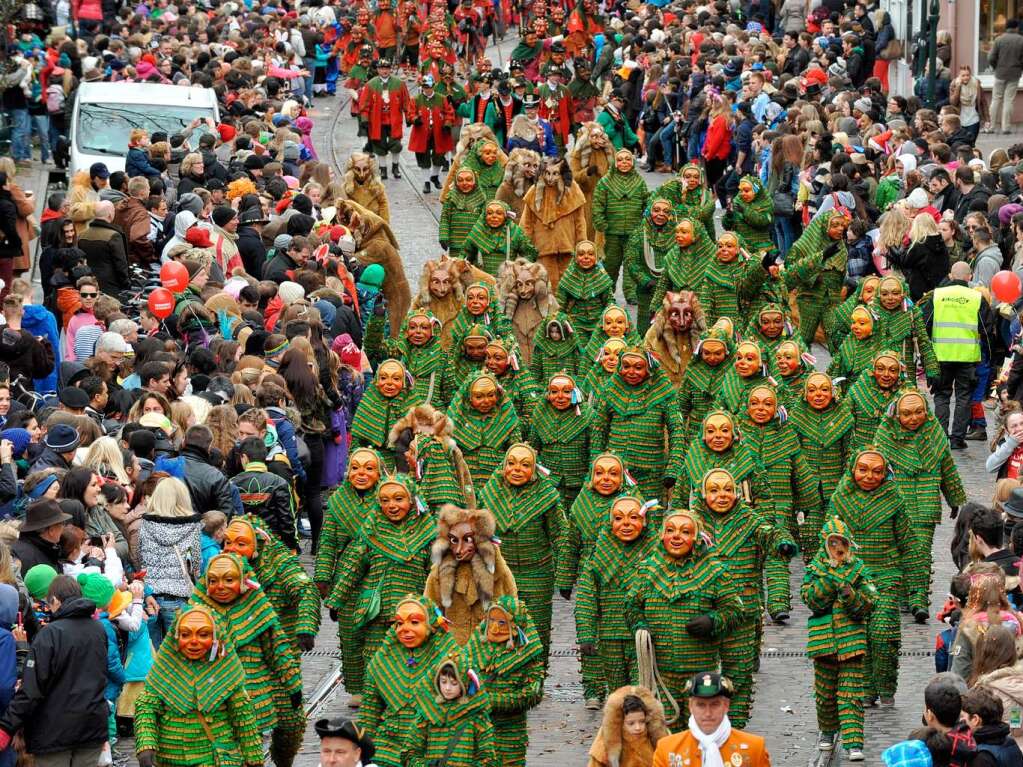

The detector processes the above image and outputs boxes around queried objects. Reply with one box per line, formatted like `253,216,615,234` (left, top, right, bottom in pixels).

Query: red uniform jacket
407,94,456,154
359,77,414,140
537,84,573,144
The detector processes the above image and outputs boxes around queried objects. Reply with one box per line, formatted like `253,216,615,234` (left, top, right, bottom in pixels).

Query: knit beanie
332,333,363,369
211,206,238,229
273,234,293,252
78,572,115,610
177,193,204,217
278,281,305,305
358,264,385,290
0,428,31,459
183,260,204,280
24,564,58,600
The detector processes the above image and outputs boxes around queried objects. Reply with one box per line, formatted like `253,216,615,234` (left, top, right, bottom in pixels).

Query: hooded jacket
587,685,670,767
0,326,54,388
19,303,60,392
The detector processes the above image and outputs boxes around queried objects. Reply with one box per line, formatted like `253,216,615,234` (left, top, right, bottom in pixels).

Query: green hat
358,264,386,289
24,564,58,600
685,671,734,699
77,572,115,611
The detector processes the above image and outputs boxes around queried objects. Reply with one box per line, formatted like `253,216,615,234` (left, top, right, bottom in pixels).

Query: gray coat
990,30,1023,82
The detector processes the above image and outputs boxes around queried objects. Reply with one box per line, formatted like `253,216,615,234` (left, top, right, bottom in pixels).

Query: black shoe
422,181,431,194
965,426,988,441
392,163,402,179
441,159,451,172
431,175,442,190
913,607,930,624
950,438,968,450
380,166,388,180
771,612,790,624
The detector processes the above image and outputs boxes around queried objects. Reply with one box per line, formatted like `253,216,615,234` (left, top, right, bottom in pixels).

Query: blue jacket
98,613,126,702
122,614,155,683
507,120,558,157
200,531,221,573
267,407,307,482
20,304,59,393
125,147,161,179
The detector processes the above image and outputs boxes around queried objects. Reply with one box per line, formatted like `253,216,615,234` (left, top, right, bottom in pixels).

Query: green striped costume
783,211,848,349
575,499,658,696
328,477,435,676
441,177,488,260
675,327,734,443
801,516,876,751
401,652,499,767
871,289,940,379
448,282,512,352
846,358,905,451
478,451,564,658
408,432,471,510
728,176,774,255
874,394,967,602
464,207,538,277
190,555,303,740
656,163,716,238
460,141,505,201
625,529,744,718
488,339,543,431
449,372,523,488
828,329,882,392
555,260,615,341
698,247,770,329
624,211,678,335
581,305,643,362
350,363,419,467
650,218,716,311
134,607,262,767
826,278,880,351
827,455,927,700
713,364,773,415
530,313,584,385
316,467,380,695
590,360,677,500
464,596,545,767
359,598,461,767
745,304,797,374
388,310,453,407
787,398,854,558
526,392,592,508
694,490,793,728
581,360,618,404
443,328,489,398
592,161,650,295
555,453,626,699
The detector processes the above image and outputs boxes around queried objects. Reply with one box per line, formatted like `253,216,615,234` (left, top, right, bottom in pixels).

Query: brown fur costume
342,152,390,223
423,504,518,645
496,147,541,222
336,198,410,336
568,122,615,241
519,158,588,292
498,258,559,366
587,685,671,767
642,290,706,386
387,403,476,508
411,255,496,349
439,123,509,203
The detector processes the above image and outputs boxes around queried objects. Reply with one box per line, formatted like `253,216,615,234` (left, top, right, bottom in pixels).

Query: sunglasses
80,292,98,298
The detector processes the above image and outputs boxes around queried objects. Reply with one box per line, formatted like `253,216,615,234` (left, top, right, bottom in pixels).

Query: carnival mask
348,449,381,491
485,343,511,376
447,521,476,562
650,200,672,227
466,286,490,316
682,167,701,191
378,479,412,523
734,342,762,378
878,277,904,311
479,142,499,166
522,155,539,179
703,469,737,514
615,150,634,173
469,376,498,413
406,314,434,347
464,335,489,361
223,520,256,560
542,162,562,186
674,220,695,247
619,353,649,386
575,241,597,270
602,307,628,338
485,202,506,228
747,386,777,425
667,299,694,333
805,373,834,411
486,605,512,643
703,412,735,452
826,534,851,566
455,169,477,194
394,599,429,649
758,310,784,339
504,444,535,486
375,360,406,398
738,180,755,203
872,354,901,390
700,339,727,366
852,450,886,491
716,234,739,263
827,215,850,241
205,555,243,604
850,307,874,340
352,156,372,183
775,341,801,377
591,454,624,496
429,267,453,299
610,497,645,542
662,512,697,558
547,374,575,411
600,340,625,373
860,276,880,305
897,392,927,431
177,609,216,661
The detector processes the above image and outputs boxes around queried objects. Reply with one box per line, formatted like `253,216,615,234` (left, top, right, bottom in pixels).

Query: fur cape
387,403,476,508
499,258,559,322
643,290,706,385
587,685,671,767
341,152,389,223
412,256,497,349
495,148,541,220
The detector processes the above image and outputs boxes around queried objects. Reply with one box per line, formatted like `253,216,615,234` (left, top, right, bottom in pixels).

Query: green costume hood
448,371,521,451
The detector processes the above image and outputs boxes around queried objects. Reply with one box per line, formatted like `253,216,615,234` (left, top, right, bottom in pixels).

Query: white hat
278,281,306,305
905,188,930,209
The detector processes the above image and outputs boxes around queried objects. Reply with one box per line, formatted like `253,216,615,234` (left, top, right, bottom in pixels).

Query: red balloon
147,288,175,320
160,261,189,293
992,270,1022,304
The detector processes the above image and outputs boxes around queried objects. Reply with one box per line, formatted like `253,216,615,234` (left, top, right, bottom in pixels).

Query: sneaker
298,518,312,539
818,732,836,751
965,427,987,441
847,749,865,761
585,697,601,710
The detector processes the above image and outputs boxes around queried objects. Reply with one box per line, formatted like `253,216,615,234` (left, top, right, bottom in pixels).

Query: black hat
20,499,72,533
377,57,393,68
58,386,90,410
314,718,375,761
239,207,270,225
205,178,226,192
89,162,110,180
478,72,494,84
244,154,265,170
685,672,734,699
1005,487,1023,520
523,95,540,108
212,206,238,228
497,80,511,95
550,41,565,53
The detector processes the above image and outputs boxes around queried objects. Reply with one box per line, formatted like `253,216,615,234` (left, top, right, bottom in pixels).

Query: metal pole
926,0,939,107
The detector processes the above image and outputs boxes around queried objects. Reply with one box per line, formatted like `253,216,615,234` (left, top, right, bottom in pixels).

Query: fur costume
499,258,559,365
569,122,615,241
342,153,391,223
519,158,588,292
389,404,475,510
441,125,509,202
412,256,497,350
424,504,518,645
586,686,671,767
496,148,541,222
642,291,706,386
337,199,410,336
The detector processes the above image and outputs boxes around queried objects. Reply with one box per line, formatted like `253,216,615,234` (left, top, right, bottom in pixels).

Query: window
979,0,1022,74
76,103,217,157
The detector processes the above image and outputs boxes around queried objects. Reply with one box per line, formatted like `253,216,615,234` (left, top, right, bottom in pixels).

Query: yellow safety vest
931,284,981,363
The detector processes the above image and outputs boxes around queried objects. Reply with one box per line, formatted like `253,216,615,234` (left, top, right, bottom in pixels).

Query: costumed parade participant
871,275,940,382
484,335,542,430
555,240,615,341
773,340,817,409
697,231,773,329
586,686,671,767
496,148,541,221
465,202,538,278
624,199,677,335
581,304,643,362
643,290,706,386
650,218,718,311
446,323,495,395
527,372,593,509
387,309,452,407
412,255,495,350
388,404,473,510
450,371,523,488
827,276,881,352
530,312,584,385
358,58,415,181
520,157,588,291
828,306,882,391
448,281,511,351
568,123,615,241
343,153,391,223
464,596,545,767
591,149,650,296
802,516,876,762
498,259,557,366
424,504,517,645
581,338,628,402
656,163,716,238
478,442,563,658
746,303,797,367
725,176,775,261
349,358,419,467
440,168,488,261
713,339,774,414
408,74,456,195
675,324,735,442
784,209,852,350
847,350,907,450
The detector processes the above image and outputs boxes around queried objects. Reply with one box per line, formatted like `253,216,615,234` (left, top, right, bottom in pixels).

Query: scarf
688,714,732,767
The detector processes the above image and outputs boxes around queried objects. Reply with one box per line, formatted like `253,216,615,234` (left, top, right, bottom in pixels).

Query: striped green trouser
720,614,759,728
814,655,867,750
492,711,528,767
598,637,637,694
865,581,901,700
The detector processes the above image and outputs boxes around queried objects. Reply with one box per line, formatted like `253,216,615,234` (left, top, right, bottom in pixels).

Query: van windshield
77,102,217,156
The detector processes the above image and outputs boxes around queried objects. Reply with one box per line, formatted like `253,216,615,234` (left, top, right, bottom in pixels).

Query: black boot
441,158,450,172
380,165,388,180
431,174,442,190
422,180,431,194
392,162,402,179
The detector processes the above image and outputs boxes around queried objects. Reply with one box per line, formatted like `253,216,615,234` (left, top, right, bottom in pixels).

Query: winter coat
83,505,130,564
98,614,126,702
979,666,1023,749
0,328,54,388
3,183,35,272
236,224,266,278
0,196,22,262
990,30,1023,82
137,514,202,598
587,685,671,767
0,597,108,754
887,233,948,301
181,445,237,518
778,0,807,32
125,147,161,179
113,196,155,265
27,446,72,476
77,220,130,297
230,464,296,551
21,303,60,392
264,250,301,284
10,531,61,573
68,172,99,236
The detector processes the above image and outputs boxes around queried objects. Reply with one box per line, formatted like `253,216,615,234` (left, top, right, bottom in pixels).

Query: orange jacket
653,729,771,767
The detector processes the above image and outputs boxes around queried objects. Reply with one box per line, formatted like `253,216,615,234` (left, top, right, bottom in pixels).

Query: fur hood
647,291,706,367
502,148,541,200
499,258,557,320
570,121,615,173
388,403,457,452
590,685,671,767
430,505,499,609
342,152,385,197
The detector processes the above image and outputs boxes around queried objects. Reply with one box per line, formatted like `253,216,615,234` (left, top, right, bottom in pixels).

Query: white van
70,82,220,177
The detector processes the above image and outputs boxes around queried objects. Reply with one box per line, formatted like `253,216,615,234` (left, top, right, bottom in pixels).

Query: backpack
45,84,64,115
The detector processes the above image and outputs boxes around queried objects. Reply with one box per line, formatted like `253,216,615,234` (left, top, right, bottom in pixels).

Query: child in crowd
201,510,227,572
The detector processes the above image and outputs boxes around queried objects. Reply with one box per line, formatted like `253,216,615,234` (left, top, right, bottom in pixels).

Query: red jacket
407,94,455,154
702,114,732,162
537,84,573,144
358,77,414,141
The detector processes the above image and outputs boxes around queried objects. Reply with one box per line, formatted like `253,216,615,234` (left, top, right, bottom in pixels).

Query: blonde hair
909,211,940,245
180,395,212,427
205,404,238,458
147,477,195,518
82,436,130,486
878,209,911,249
993,478,1021,514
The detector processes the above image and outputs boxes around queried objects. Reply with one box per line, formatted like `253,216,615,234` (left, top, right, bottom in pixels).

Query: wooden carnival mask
852,450,887,491
485,340,513,376
804,372,834,411
650,199,672,227
600,339,627,373
775,341,802,377
619,352,649,386
575,240,597,270
700,338,727,366
896,391,927,432
758,308,785,339
682,166,701,191
479,141,499,166
878,277,904,311
591,454,624,496
716,234,740,263
615,150,634,173
746,385,778,425
703,412,735,453
469,375,499,414
484,202,507,228
826,214,851,240
610,496,646,542
448,522,477,562
546,374,576,411
455,169,478,194
406,313,435,347
850,306,874,340
485,605,513,644
465,285,491,316
503,444,536,487
375,360,407,399
738,179,756,203
223,519,257,560
177,609,217,661
859,276,880,305
733,342,762,378
378,478,413,523
667,292,697,333
702,469,738,514
826,532,851,566
661,512,698,559
871,353,902,390
428,263,454,299
394,598,430,649
674,220,695,247
602,306,629,338
205,554,244,604
348,448,381,491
